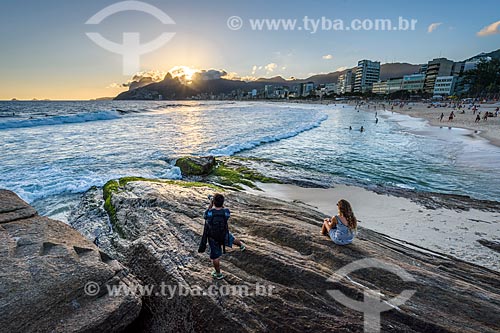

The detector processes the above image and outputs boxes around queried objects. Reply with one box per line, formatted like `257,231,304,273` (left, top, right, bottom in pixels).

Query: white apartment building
433,76,458,96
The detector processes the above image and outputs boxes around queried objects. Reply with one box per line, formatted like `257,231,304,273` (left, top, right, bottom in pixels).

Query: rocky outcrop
0,190,142,333
70,180,500,332
175,156,216,176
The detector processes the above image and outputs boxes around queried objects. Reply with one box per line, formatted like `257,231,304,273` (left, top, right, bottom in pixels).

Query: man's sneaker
211,271,224,280
240,244,246,252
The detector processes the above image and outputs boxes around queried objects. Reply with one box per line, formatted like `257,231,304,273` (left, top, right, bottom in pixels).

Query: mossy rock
210,161,281,190
102,177,222,238
175,156,216,176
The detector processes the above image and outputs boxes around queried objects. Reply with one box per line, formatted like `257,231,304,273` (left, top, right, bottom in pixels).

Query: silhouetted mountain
115,74,196,100
189,78,249,94
255,76,288,83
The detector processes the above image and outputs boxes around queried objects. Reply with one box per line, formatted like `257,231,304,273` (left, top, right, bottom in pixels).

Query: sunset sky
0,0,498,100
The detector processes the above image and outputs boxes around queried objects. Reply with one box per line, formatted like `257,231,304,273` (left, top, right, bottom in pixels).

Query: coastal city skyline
0,0,499,100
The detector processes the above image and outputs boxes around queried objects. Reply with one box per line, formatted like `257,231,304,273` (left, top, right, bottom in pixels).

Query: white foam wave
0,110,121,130
209,113,328,156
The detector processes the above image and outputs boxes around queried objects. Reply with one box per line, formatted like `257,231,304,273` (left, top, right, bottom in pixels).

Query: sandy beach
359,101,500,147
247,182,500,271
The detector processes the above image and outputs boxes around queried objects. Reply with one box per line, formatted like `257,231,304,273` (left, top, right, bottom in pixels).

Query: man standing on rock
198,193,245,279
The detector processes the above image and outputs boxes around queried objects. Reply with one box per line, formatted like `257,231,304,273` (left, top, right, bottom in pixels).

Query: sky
0,0,498,100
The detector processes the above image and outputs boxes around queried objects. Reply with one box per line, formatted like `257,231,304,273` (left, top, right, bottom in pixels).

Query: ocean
1,100,500,221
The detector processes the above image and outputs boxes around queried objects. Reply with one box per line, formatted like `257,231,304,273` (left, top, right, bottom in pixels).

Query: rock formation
0,190,142,332
69,180,500,332
175,156,216,176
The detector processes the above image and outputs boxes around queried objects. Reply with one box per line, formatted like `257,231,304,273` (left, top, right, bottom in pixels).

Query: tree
463,58,500,97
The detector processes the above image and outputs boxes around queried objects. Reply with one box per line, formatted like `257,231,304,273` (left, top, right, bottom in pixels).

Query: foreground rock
0,190,142,332
70,180,500,332
175,156,216,176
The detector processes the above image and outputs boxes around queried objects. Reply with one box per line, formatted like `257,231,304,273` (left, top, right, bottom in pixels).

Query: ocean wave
0,110,121,130
11,166,183,204
209,113,328,156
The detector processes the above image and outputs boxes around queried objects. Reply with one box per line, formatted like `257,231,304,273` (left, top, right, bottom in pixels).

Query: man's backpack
206,208,229,253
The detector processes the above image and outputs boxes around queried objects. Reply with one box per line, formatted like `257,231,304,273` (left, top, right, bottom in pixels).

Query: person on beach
360,126,364,132
475,114,481,123
440,113,444,122
198,193,246,280
321,199,357,245
448,111,454,122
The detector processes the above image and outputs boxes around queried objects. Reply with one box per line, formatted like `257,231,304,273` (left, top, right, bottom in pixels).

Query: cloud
264,63,278,73
477,20,500,37
192,69,227,81
322,54,333,60
427,22,442,33
336,66,348,72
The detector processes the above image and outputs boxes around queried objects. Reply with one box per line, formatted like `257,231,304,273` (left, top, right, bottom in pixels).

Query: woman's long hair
337,199,357,230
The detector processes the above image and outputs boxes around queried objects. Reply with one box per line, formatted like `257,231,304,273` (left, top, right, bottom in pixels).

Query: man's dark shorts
209,232,235,260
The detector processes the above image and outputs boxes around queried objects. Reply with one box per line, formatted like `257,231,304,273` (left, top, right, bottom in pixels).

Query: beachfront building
433,76,458,96
387,77,403,94
372,77,403,95
372,81,388,94
419,64,428,74
263,85,289,99
264,85,274,98
353,60,381,93
302,82,315,97
324,83,337,94
337,70,354,94
402,73,425,92
423,58,454,93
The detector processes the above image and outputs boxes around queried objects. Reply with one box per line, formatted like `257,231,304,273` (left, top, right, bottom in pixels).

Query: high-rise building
337,69,354,94
353,60,381,93
423,58,454,93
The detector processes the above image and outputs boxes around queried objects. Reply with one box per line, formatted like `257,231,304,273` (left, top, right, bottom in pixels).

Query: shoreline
246,182,500,272
353,101,500,148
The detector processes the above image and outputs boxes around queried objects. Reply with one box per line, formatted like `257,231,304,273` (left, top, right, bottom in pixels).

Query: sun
168,65,200,82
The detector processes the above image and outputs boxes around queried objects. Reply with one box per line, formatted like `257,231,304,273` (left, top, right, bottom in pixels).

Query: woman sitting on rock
321,199,357,245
